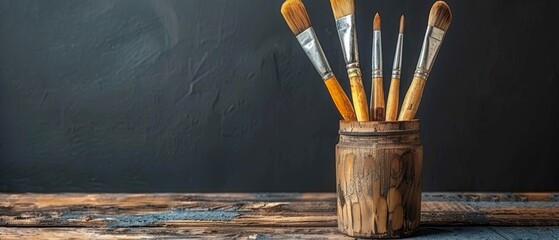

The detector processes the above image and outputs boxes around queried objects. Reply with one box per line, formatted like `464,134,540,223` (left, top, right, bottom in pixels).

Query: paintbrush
370,13,385,121
281,0,357,121
329,0,369,121
385,15,404,121
398,1,451,120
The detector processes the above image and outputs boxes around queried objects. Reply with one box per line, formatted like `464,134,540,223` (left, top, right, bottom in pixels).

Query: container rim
338,119,420,136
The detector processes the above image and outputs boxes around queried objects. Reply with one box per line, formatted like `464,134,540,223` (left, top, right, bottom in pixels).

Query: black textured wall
1,0,558,192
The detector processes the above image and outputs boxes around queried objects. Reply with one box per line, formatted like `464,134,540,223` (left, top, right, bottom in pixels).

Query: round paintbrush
385,15,405,121
281,0,357,121
398,1,452,121
371,13,385,121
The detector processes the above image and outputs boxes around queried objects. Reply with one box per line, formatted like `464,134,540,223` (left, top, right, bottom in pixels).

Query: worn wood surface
2,226,559,240
324,76,357,121
371,76,386,121
385,77,400,121
399,76,426,121
349,75,370,121
336,120,422,238
1,192,559,239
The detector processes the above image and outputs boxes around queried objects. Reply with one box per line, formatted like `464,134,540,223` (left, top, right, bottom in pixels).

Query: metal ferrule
336,14,360,73
414,26,446,79
346,63,361,78
391,33,404,79
372,30,383,78
296,28,334,80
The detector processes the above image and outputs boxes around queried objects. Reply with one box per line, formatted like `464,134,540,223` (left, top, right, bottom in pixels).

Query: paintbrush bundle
280,0,452,122
280,1,452,238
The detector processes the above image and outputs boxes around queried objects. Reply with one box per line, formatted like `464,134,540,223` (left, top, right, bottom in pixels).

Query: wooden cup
335,120,423,238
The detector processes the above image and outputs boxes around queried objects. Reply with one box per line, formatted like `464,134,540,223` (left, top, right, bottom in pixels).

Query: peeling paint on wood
1,193,558,238
59,210,240,228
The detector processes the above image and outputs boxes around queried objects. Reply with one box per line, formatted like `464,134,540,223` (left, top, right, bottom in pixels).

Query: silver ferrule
414,26,446,79
391,33,404,78
296,28,334,80
346,63,361,78
372,30,383,78
335,14,359,67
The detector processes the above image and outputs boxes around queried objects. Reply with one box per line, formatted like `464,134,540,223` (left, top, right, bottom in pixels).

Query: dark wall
1,0,558,192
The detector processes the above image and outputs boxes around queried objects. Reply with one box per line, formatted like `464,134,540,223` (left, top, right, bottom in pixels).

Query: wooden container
335,120,423,238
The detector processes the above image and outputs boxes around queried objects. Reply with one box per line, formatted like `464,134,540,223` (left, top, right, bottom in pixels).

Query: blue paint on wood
255,235,273,240
60,210,240,228
58,211,84,220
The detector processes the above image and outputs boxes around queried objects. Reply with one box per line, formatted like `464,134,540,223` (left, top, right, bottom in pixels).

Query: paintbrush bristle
281,0,311,36
428,1,452,31
330,0,354,19
373,13,381,31
399,15,405,33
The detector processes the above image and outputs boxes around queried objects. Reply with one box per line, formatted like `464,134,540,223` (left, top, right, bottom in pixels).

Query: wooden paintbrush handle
398,76,426,121
371,77,385,121
385,77,400,121
349,75,370,121
324,76,357,121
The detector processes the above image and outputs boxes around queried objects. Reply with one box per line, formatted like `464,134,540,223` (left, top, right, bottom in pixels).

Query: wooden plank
0,193,337,228
422,192,559,226
1,193,558,228
423,192,559,202
1,227,559,240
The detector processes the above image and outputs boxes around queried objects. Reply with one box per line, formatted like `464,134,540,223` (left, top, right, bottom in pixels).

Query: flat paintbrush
281,0,357,121
398,1,452,120
370,13,385,121
330,0,369,121
385,15,404,121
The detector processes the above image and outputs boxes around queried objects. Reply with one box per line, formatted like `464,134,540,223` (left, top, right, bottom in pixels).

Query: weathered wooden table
1,192,558,239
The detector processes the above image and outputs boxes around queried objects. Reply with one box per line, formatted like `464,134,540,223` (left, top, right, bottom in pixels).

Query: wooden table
1,192,558,239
